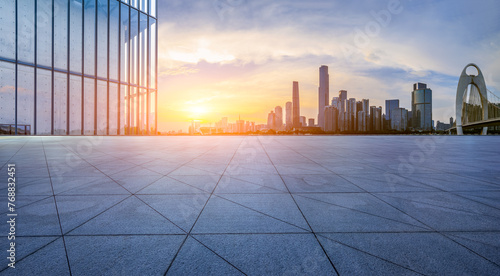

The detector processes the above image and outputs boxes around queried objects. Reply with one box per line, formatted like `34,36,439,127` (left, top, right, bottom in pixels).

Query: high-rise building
324,106,338,132
338,90,347,102
292,81,300,128
267,111,276,130
357,111,366,132
274,106,283,130
411,83,432,131
308,118,315,127
391,108,408,131
318,65,329,130
300,116,307,127
331,97,339,109
347,98,356,131
369,106,383,131
0,0,158,135
385,99,400,121
285,101,292,129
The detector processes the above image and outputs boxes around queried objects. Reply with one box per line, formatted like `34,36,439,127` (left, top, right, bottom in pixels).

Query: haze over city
156,0,500,132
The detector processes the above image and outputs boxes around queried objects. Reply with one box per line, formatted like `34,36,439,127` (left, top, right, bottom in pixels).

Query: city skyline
157,0,500,132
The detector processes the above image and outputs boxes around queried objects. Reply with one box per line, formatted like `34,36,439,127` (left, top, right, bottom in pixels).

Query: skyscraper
391,108,409,131
324,106,338,132
411,83,432,131
318,65,329,130
285,101,292,129
267,111,276,130
0,0,158,135
275,106,283,130
339,90,347,102
292,81,300,128
385,99,400,121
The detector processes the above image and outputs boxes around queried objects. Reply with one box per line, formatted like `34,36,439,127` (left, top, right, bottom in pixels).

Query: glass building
411,82,432,131
0,0,157,135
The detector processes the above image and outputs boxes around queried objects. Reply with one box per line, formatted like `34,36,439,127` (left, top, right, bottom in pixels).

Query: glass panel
36,69,52,135
70,0,83,73
0,1,16,59
140,0,147,13
96,80,107,135
120,3,129,82
109,82,118,135
119,84,127,135
36,0,52,67
97,0,108,78
149,90,156,134
130,9,138,85
0,62,16,130
149,18,156,89
17,66,35,135
84,77,95,135
109,0,119,80
54,0,68,70
131,0,138,9
138,88,146,134
139,13,148,87
18,0,35,64
54,72,68,135
150,0,156,18
69,75,82,135
84,0,96,76
130,87,137,134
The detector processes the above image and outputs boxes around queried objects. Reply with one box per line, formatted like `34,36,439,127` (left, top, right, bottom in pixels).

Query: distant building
324,106,338,132
357,111,366,132
369,106,383,131
293,81,301,128
267,111,276,130
318,65,329,130
308,118,315,127
338,90,347,102
275,106,283,130
412,83,432,131
285,101,292,129
347,98,356,131
385,99,400,121
300,116,307,127
391,108,409,131
331,97,340,109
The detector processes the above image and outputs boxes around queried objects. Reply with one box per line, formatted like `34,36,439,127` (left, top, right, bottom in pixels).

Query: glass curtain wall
0,0,157,135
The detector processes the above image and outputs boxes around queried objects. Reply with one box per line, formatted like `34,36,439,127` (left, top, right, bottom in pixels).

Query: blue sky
156,0,500,131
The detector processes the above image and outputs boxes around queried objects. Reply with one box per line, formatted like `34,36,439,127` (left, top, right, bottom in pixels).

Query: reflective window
97,80,107,135
140,0,147,13
0,62,16,127
140,13,148,87
54,73,68,135
139,89,146,134
149,18,156,89
109,0,120,80
109,82,118,135
97,0,108,78
70,0,83,73
119,84,127,135
84,77,95,135
18,0,35,64
130,87,137,134
84,0,96,76
120,3,129,82
37,0,52,67
130,9,138,85
131,0,139,9
0,1,16,59
69,75,82,135
54,0,68,70
150,0,156,18
17,66,35,134
36,69,52,135
425,90,432,103
149,90,156,134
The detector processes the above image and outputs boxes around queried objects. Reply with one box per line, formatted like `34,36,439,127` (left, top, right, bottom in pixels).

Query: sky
156,0,500,132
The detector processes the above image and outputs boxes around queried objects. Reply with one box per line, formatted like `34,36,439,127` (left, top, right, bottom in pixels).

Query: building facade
391,107,408,131
0,0,157,135
385,99,399,122
412,83,432,131
318,65,329,130
292,81,300,128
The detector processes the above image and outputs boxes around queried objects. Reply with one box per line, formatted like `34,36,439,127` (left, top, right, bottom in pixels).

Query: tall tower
318,65,329,130
411,83,432,131
293,81,300,128
275,106,283,130
285,102,292,129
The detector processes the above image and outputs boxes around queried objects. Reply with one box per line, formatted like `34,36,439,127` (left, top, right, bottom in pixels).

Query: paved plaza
0,135,499,275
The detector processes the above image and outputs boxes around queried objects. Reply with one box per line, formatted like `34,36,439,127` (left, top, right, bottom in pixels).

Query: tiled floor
0,135,499,275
